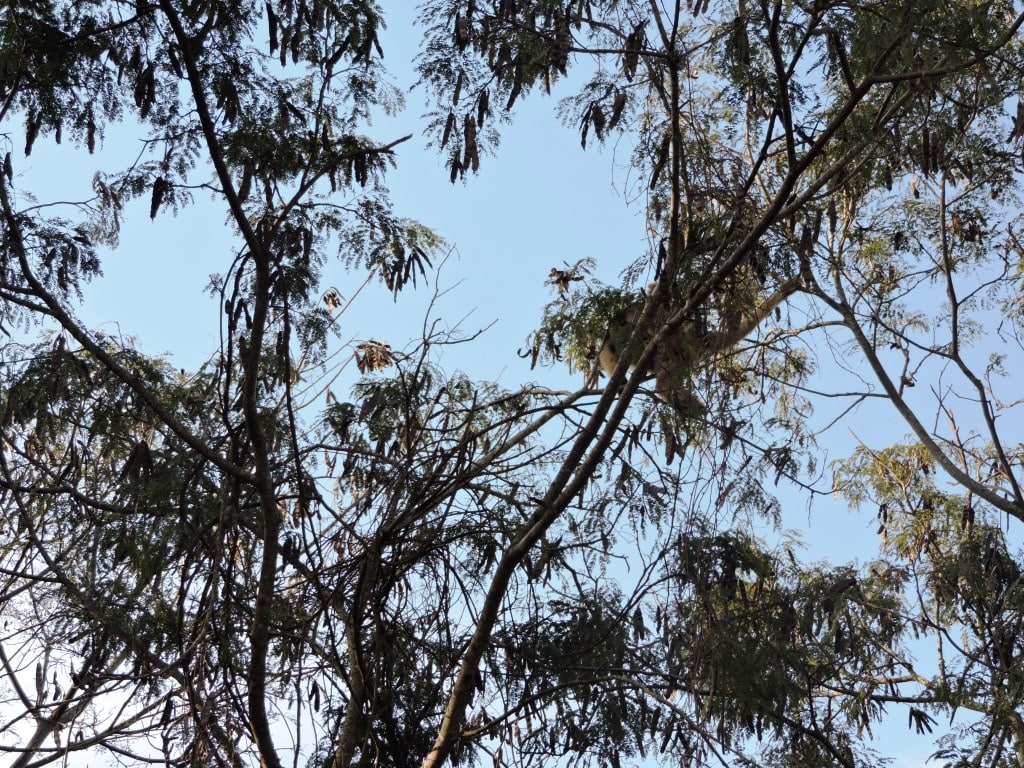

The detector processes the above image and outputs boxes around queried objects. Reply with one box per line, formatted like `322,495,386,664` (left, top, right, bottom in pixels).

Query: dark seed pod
25,110,39,156
608,91,627,130
150,176,169,219
440,111,455,148
591,104,605,139
455,14,470,49
267,3,279,53
477,88,490,126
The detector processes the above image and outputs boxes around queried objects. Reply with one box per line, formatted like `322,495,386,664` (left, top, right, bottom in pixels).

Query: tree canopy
2,1,1024,768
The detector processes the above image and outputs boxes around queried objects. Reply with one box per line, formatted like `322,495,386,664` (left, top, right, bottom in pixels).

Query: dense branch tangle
416,0,1024,766
2,1,1024,768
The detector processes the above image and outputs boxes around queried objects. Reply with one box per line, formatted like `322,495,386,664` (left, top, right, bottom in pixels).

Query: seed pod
623,24,644,80
301,227,312,261
608,91,627,130
279,24,290,66
506,65,523,110
440,111,455,148
477,88,489,126
267,3,279,53
463,115,478,169
591,104,605,139
25,110,39,156
150,176,169,219
453,70,463,106
455,14,470,49
479,16,490,50
554,14,570,73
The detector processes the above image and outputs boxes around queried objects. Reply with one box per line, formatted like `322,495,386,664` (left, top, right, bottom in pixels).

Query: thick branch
155,4,282,766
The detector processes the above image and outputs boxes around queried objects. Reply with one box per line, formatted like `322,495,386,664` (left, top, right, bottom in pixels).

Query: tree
2,2,1024,768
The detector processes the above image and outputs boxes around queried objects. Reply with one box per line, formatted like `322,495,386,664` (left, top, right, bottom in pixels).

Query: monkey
596,302,643,381
597,275,803,416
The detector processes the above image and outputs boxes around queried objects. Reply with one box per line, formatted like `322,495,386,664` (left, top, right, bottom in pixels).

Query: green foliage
531,279,644,375
3,1,1024,768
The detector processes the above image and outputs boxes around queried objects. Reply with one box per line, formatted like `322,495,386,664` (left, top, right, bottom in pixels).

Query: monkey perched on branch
598,275,803,414
527,264,803,419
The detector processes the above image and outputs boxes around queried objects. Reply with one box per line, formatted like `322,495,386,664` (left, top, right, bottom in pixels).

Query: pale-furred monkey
598,275,802,415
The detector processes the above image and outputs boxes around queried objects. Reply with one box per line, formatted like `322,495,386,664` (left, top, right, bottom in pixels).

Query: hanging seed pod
238,162,253,201
591,104,605,139
275,330,287,361
150,176,169,219
136,61,156,117
453,70,463,106
1010,99,1024,140
506,65,523,110
279,24,290,66
301,226,312,262
463,115,477,169
477,88,490,126
608,90,627,130
142,66,156,119
267,3,279,53
440,111,455,148
455,14,470,49
554,14,570,73
133,66,147,108
623,24,643,81
25,109,39,156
